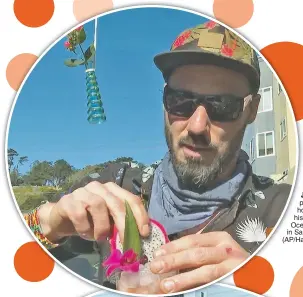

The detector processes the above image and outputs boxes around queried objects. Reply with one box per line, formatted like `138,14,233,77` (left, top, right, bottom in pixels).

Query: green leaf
77,28,86,44
64,58,85,67
123,201,142,257
84,44,96,62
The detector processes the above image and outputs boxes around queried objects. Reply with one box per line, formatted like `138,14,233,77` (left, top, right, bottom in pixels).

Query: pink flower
221,44,234,57
64,41,71,48
102,249,140,277
173,30,192,49
76,25,83,31
205,20,217,29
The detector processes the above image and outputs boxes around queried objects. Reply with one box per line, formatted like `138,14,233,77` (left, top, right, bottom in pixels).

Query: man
25,21,291,293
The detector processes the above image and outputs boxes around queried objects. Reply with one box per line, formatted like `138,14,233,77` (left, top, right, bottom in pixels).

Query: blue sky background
8,7,208,174
93,285,255,297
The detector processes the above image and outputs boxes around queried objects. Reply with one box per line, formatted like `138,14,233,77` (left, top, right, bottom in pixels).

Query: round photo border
5,4,299,297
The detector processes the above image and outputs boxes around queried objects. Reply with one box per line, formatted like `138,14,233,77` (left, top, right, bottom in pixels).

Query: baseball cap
154,20,260,94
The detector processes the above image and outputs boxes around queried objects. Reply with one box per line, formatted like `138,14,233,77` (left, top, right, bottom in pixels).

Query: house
241,56,296,184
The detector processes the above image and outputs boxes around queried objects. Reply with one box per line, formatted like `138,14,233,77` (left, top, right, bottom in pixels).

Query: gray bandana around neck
148,150,249,235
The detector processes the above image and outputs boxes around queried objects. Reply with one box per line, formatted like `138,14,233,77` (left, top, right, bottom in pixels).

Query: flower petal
123,249,137,262
103,249,122,267
205,20,217,29
121,261,140,273
105,263,121,277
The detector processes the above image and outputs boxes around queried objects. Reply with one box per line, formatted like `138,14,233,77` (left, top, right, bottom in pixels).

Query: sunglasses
163,85,246,122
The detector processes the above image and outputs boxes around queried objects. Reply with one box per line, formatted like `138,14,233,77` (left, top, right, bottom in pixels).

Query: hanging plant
63,24,106,124
63,26,96,69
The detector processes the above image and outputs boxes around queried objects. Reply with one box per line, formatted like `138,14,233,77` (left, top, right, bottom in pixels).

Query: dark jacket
49,159,291,286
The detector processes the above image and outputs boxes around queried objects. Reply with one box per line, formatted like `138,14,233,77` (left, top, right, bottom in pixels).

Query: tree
63,164,103,191
137,162,146,169
114,157,134,163
51,159,74,189
7,148,28,186
113,157,146,169
7,148,18,172
17,156,29,169
25,159,74,189
10,169,23,186
7,148,28,171
26,161,53,186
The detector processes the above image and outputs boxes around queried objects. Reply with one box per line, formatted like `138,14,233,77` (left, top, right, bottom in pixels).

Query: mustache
178,135,216,149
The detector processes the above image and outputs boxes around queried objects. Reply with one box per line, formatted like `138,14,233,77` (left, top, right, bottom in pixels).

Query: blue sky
8,7,207,174
92,285,255,297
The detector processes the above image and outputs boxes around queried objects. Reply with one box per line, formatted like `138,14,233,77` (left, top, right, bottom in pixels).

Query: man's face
164,64,260,189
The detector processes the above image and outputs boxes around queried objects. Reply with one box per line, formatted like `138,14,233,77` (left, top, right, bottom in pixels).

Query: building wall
241,56,297,184
242,57,276,177
286,100,297,184
255,58,276,176
271,78,290,181
242,122,256,171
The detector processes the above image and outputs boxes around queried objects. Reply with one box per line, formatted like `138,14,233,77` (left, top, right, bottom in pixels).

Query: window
280,117,287,140
258,87,273,113
249,138,255,162
257,131,275,157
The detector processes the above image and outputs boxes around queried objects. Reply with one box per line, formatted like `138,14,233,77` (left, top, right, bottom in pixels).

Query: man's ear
247,93,261,124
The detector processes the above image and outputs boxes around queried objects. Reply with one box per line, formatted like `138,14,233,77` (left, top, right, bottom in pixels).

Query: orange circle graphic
14,242,55,282
14,0,54,28
6,53,38,91
261,42,303,121
233,256,274,294
213,0,254,28
73,0,113,22
290,267,303,297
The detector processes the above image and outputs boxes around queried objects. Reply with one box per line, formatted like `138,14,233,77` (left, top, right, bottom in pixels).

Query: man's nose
186,105,210,135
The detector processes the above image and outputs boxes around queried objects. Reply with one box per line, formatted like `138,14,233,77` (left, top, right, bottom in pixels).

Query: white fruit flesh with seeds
111,219,169,262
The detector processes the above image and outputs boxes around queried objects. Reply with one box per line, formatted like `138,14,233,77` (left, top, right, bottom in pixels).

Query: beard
164,122,246,190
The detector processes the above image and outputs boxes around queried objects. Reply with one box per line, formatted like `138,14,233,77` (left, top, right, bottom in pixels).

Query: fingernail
152,260,164,272
163,280,175,292
142,224,150,235
154,249,166,257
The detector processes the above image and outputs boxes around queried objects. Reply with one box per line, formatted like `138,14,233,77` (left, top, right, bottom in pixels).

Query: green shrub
13,186,61,213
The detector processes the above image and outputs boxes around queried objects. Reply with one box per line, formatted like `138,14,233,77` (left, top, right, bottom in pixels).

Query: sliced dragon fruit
110,219,169,262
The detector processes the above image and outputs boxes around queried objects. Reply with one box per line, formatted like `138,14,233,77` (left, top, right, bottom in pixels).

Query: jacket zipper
196,209,225,234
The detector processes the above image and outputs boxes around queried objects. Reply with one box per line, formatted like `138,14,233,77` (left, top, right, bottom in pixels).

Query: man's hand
150,232,249,293
37,181,150,243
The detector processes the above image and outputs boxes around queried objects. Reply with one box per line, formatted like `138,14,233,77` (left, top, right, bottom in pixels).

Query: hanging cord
93,17,98,69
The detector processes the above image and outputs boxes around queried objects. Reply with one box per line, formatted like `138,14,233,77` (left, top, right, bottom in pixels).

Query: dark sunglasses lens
164,89,193,117
164,88,243,121
205,95,243,121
